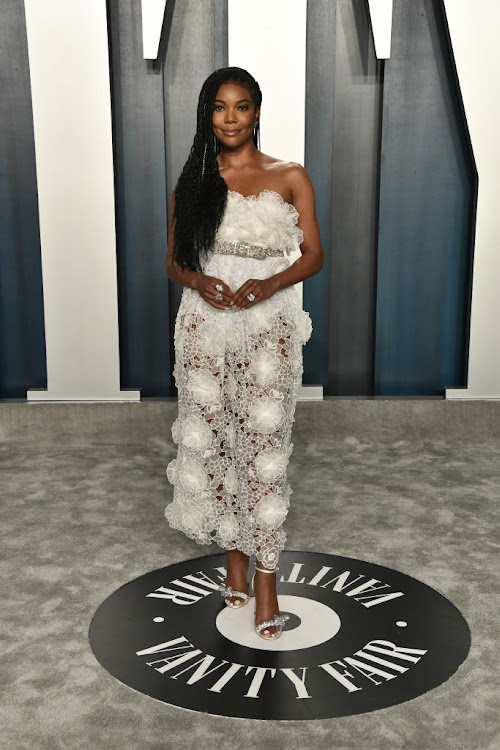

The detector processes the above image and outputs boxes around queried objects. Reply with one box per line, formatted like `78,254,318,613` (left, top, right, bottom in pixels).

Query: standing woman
165,67,323,639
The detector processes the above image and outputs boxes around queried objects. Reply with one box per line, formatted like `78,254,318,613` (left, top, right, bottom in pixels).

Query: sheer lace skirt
165,292,310,569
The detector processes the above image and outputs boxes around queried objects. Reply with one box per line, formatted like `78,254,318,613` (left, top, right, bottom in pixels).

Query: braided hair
172,67,262,273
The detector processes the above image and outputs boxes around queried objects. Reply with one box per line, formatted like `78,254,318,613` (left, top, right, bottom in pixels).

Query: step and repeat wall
1,0,498,400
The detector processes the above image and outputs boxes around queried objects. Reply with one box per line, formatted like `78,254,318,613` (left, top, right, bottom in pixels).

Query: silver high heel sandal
218,584,249,608
217,572,250,609
251,565,290,639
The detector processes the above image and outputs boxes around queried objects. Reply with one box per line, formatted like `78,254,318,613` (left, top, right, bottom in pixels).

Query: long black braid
172,67,262,273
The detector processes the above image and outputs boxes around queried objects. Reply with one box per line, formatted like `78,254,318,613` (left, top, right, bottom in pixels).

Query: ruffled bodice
214,190,304,256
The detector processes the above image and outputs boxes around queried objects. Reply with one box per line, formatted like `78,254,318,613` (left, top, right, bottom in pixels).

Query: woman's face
212,81,260,148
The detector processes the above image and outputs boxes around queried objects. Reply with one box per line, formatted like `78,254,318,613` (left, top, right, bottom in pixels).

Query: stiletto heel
251,565,289,640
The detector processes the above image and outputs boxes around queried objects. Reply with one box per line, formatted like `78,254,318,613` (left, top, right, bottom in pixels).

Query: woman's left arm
231,164,324,308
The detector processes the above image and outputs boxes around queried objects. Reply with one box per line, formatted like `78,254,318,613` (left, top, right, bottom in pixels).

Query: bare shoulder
284,162,313,200
280,161,315,208
262,156,314,205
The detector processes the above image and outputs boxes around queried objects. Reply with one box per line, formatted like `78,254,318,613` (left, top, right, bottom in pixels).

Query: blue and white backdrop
1,0,499,401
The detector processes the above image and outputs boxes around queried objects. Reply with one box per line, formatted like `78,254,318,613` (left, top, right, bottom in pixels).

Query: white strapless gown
164,190,313,569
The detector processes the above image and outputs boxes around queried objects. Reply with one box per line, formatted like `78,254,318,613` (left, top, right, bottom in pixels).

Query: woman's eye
214,105,248,111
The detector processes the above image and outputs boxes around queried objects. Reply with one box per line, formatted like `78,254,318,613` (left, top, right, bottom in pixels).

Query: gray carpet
1,399,499,750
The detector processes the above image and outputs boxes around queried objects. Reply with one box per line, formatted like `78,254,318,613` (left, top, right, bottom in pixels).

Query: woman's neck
217,142,260,171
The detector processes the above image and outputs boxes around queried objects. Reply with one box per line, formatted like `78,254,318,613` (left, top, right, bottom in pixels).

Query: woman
164,67,323,639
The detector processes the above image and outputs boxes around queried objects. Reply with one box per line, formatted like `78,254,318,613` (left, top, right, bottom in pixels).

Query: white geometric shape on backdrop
367,0,394,59
141,0,168,60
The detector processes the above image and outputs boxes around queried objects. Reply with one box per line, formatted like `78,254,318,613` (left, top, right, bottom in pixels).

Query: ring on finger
247,292,256,302
215,293,223,301
215,284,223,292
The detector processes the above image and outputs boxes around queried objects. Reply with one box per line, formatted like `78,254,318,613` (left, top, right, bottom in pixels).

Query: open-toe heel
251,565,289,640
218,570,249,609
217,583,249,608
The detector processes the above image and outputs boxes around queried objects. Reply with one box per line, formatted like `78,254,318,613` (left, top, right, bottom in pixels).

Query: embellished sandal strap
255,612,290,634
218,584,249,602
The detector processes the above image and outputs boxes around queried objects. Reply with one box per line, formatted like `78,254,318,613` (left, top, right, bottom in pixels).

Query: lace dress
164,189,313,569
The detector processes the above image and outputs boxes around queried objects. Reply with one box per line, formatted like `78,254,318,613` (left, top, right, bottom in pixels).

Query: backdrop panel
0,0,46,398
328,0,381,396
0,0,479,400
108,0,171,396
303,0,335,390
374,0,475,395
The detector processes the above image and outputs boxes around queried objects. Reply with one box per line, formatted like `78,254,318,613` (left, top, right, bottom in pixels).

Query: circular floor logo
89,551,470,719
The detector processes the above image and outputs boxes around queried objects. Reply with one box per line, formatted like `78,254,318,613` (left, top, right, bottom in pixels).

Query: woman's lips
222,129,240,135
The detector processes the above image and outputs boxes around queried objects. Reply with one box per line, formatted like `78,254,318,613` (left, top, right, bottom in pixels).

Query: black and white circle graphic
89,551,470,719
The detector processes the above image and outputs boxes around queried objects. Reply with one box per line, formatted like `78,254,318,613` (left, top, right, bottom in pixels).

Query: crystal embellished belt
212,239,284,259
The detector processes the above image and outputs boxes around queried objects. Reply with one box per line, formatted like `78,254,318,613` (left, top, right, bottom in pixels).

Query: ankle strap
255,565,278,573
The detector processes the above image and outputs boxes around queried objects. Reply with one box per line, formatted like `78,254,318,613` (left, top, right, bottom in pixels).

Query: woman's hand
231,278,276,309
194,275,235,310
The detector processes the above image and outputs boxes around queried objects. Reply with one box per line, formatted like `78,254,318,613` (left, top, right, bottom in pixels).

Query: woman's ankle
255,563,278,573
226,550,249,568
